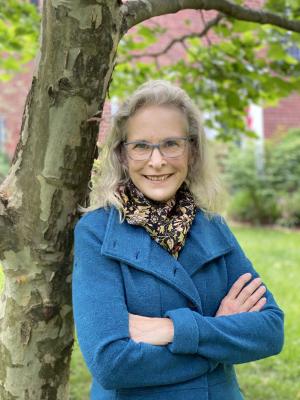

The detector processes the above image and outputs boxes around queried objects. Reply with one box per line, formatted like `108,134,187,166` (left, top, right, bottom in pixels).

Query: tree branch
121,0,300,35
200,10,213,46
119,13,223,62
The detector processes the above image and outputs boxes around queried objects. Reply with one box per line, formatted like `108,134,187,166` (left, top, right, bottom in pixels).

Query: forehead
126,105,188,142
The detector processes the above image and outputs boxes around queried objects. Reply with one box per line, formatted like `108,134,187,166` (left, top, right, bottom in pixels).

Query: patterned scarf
117,180,196,258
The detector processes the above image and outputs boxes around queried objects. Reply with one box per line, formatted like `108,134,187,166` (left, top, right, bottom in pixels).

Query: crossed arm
73,217,284,389
129,272,267,346
73,220,218,390
129,229,283,366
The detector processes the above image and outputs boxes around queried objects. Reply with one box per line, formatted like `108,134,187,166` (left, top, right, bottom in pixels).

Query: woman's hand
129,313,174,346
216,273,267,317
129,273,266,345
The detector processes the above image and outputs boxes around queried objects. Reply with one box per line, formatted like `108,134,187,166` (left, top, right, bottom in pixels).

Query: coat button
188,301,197,310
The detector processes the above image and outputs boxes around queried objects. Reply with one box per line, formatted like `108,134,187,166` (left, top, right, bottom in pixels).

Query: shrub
276,190,300,227
228,189,280,224
222,128,300,227
268,129,300,193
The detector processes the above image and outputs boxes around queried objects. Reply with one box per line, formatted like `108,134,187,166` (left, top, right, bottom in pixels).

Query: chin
144,190,175,202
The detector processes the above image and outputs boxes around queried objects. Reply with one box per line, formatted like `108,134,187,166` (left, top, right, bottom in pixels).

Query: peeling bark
0,1,122,399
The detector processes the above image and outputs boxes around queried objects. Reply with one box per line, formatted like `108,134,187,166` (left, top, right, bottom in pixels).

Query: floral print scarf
117,180,196,259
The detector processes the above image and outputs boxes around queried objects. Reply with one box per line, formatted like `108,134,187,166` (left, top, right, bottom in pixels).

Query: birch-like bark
0,1,122,399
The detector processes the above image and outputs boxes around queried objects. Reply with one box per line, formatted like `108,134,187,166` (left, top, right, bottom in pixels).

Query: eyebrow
126,136,188,143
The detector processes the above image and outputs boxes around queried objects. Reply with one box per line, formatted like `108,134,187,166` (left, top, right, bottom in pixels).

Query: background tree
0,1,299,399
113,3,300,139
0,0,40,81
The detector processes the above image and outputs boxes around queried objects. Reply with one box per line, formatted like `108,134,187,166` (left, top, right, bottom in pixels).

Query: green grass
1,226,299,399
70,340,91,400
231,226,300,400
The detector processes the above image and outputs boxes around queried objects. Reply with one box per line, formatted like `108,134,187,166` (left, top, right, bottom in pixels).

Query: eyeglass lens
126,138,188,160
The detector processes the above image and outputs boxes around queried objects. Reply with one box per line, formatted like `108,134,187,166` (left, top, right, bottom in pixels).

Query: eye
163,139,181,148
132,142,150,150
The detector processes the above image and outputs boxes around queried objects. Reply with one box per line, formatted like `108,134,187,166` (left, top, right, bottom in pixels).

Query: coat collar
101,207,234,310
178,211,234,276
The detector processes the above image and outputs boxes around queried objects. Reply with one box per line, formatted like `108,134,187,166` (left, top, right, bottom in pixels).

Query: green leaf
0,0,40,81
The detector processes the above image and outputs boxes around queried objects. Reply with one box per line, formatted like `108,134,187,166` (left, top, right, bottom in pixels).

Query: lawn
232,226,300,400
1,226,299,399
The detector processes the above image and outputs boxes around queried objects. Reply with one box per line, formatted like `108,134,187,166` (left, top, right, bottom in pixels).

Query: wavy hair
80,80,221,216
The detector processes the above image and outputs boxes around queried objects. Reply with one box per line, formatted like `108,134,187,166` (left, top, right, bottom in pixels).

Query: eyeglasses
123,137,193,161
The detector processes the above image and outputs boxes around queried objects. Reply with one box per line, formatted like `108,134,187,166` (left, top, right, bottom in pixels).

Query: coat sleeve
164,220,284,364
72,218,217,390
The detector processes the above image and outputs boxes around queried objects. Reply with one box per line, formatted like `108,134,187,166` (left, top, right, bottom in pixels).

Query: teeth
146,175,170,181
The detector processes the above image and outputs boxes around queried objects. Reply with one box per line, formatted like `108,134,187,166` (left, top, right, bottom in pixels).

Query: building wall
264,93,300,138
0,64,33,158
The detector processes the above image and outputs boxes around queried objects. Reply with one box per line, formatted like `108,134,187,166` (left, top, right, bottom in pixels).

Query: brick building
0,3,300,159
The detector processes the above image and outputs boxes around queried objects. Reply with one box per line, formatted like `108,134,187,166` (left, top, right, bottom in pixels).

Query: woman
72,80,284,400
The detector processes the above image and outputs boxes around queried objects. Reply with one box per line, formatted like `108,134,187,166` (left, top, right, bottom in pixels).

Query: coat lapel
101,207,234,312
178,211,234,276
101,207,203,308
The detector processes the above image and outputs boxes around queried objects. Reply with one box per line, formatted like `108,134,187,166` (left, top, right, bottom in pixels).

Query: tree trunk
0,1,122,398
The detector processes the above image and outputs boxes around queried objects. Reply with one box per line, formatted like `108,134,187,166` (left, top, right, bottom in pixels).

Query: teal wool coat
72,207,284,400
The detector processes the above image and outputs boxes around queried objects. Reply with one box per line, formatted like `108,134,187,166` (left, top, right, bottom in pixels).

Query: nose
148,147,166,168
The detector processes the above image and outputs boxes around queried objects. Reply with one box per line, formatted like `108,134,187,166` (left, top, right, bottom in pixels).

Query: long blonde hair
80,80,221,215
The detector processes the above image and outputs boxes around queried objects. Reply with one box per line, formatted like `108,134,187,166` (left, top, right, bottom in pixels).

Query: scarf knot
117,180,196,259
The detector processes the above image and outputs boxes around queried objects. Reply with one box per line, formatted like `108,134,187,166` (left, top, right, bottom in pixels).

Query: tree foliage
0,0,40,81
1,1,300,139
111,2,300,140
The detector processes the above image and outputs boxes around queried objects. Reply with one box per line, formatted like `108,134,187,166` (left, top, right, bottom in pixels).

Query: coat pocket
116,387,208,400
208,379,244,400
208,365,244,400
116,374,208,400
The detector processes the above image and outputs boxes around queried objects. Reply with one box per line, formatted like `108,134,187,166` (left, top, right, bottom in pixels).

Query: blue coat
72,206,284,400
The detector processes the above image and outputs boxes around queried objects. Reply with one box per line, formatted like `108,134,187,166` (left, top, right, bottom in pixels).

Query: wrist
164,317,174,343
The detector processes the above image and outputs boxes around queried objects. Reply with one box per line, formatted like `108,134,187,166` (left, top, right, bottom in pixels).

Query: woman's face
124,105,190,202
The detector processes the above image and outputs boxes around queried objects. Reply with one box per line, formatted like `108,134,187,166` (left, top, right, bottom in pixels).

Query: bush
268,129,300,193
228,189,280,224
276,190,300,227
223,128,300,227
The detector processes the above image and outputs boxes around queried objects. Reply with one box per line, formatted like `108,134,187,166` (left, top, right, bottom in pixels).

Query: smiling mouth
144,174,173,181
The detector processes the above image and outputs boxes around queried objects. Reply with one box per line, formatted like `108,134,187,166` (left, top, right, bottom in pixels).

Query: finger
227,273,252,299
241,285,266,312
249,297,267,312
237,277,263,304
